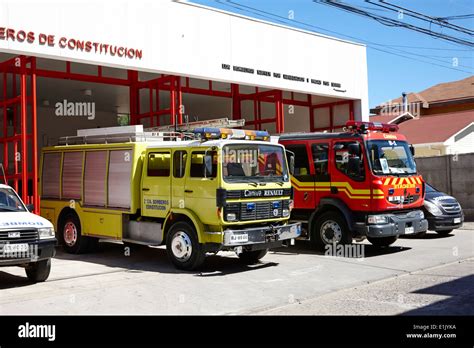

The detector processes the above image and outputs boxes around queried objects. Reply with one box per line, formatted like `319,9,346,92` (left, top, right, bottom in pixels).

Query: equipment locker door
142,150,172,218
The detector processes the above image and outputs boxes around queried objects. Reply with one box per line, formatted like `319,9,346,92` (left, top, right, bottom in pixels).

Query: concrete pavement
0,224,472,315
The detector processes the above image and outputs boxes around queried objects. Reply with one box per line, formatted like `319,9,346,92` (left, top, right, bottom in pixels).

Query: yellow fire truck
39,119,301,270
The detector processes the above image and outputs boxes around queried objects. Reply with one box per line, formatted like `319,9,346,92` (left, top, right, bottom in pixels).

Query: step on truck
0,183,56,282
40,119,301,270
279,121,428,249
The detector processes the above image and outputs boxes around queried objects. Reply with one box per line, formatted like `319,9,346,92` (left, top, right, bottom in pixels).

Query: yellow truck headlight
38,227,55,239
226,213,237,222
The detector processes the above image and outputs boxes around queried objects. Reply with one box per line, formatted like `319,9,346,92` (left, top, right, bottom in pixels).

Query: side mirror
348,156,362,177
348,143,361,157
286,150,295,176
26,204,34,212
410,144,415,156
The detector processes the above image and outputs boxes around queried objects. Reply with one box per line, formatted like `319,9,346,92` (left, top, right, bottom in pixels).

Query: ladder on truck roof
148,117,245,132
57,125,193,145
57,118,245,145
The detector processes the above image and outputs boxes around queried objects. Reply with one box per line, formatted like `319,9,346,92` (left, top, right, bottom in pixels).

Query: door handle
330,186,338,194
185,190,193,193
142,187,150,191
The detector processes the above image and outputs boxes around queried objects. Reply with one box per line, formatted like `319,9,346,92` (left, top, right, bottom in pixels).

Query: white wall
446,127,474,155
0,0,369,117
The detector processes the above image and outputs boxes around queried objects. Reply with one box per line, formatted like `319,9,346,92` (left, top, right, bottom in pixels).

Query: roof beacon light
345,121,399,133
193,128,270,141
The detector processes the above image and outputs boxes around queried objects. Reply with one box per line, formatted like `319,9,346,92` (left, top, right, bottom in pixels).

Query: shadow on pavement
0,270,33,289
402,274,474,315
400,231,455,240
52,241,279,278
271,239,411,258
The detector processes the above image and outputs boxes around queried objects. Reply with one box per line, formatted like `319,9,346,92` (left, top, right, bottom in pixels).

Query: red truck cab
279,121,428,248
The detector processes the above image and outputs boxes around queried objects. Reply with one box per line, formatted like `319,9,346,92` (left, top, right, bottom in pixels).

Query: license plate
3,243,29,253
405,226,415,234
454,218,461,224
290,225,301,236
230,234,248,243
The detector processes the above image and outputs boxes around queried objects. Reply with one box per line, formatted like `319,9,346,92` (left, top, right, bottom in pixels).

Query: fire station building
0,0,369,209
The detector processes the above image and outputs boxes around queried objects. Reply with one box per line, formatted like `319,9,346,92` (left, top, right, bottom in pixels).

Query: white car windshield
0,187,26,212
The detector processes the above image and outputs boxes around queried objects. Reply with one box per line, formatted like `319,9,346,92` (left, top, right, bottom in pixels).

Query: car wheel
368,236,398,247
25,259,51,282
436,229,453,236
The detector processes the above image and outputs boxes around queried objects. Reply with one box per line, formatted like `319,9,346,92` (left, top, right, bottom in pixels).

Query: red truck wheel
311,211,352,249
238,249,268,264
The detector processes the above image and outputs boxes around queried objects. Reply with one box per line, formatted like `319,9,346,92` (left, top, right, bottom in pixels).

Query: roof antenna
0,164,7,185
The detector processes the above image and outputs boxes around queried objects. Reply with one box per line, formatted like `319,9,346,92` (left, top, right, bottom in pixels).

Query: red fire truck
279,121,428,248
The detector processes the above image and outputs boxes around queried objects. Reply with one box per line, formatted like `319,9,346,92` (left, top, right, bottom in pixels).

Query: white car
0,184,56,282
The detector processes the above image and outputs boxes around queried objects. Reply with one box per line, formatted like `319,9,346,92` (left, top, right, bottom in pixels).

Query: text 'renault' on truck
279,120,428,249
40,119,301,270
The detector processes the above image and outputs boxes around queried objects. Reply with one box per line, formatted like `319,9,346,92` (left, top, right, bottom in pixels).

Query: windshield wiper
0,207,20,212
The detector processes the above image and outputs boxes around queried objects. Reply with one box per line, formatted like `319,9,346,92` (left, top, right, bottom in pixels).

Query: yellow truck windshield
222,144,288,183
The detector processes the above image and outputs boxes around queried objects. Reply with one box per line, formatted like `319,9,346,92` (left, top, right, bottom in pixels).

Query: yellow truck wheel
166,221,205,271
59,212,93,254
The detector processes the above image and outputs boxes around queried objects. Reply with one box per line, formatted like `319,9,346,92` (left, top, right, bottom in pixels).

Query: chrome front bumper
222,222,301,247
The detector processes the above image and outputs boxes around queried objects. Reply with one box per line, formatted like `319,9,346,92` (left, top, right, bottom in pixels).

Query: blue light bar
194,127,222,139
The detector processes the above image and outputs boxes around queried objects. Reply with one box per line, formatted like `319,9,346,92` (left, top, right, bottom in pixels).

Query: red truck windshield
367,140,417,175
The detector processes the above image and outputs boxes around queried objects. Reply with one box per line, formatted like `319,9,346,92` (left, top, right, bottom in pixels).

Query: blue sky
190,0,474,109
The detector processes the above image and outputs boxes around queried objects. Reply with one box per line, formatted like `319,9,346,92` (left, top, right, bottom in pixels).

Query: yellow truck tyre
25,259,51,283
238,249,268,265
58,213,94,254
166,221,205,271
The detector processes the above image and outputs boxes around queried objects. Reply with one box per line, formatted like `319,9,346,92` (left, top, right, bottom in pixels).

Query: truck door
310,142,330,206
141,150,171,218
284,143,315,209
183,149,218,225
330,141,370,210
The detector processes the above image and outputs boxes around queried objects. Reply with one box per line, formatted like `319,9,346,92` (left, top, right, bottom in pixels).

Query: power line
437,14,474,21
213,0,473,74
368,0,474,37
381,45,472,51
316,0,474,47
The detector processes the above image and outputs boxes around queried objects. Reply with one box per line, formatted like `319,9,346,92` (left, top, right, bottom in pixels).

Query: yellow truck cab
40,122,301,270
